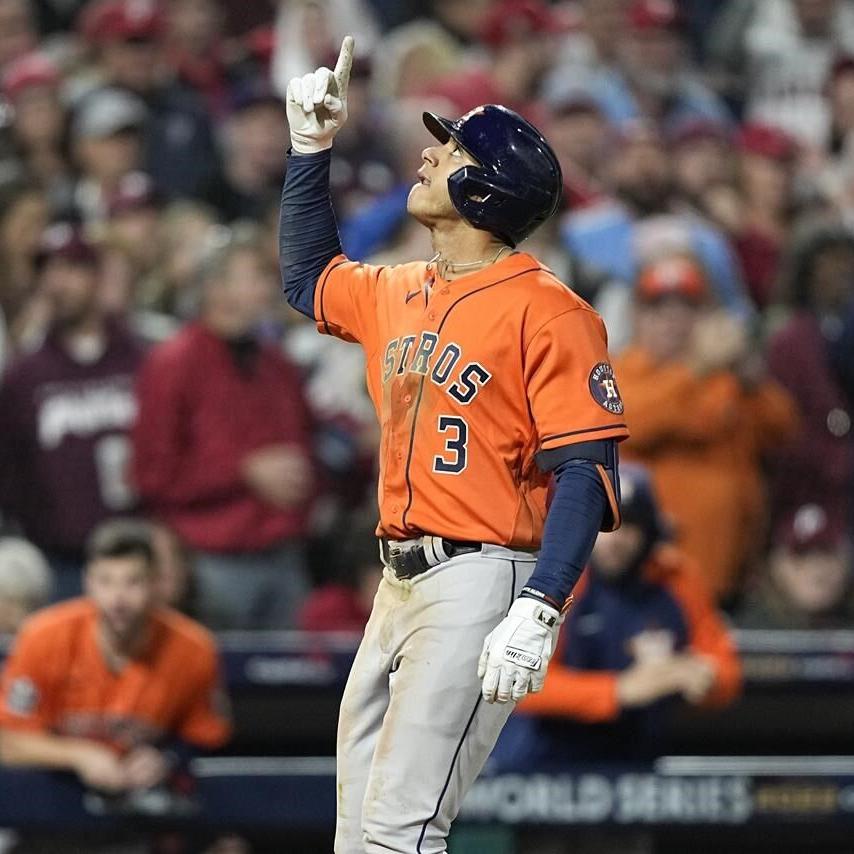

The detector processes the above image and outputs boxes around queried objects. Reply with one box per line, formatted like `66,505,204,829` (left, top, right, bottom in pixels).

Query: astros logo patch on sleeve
588,362,624,414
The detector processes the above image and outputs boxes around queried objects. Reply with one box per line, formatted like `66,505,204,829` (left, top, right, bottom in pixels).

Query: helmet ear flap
447,166,551,247
448,165,494,205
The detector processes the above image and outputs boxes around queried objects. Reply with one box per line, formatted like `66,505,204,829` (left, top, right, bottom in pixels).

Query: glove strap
520,586,574,615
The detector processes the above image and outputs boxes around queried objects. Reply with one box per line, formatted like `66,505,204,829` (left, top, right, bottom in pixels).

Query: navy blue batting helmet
422,104,563,247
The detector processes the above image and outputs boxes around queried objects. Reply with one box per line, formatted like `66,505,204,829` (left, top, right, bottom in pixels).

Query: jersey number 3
433,415,468,475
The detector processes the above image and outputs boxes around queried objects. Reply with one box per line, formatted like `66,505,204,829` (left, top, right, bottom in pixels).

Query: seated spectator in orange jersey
297,526,383,633
614,254,798,601
0,519,231,794
738,503,854,630
490,464,741,771
132,226,314,630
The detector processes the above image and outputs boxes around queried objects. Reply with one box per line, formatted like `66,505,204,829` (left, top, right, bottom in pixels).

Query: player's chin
407,184,441,227
406,181,427,213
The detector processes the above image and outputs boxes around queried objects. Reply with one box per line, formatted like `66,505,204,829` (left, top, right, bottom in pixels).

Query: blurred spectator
669,118,737,227
710,0,854,146
767,220,854,529
370,20,460,105
1,51,71,200
0,0,37,75
578,0,732,131
738,503,854,628
297,525,382,632
97,171,180,345
550,0,629,72
79,0,221,199
817,55,854,215
199,81,288,222
424,0,561,121
733,123,799,309
0,537,53,633
615,254,798,600
544,87,610,210
491,463,741,769
69,86,148,223
429,0,494,41
136,199,218,318
164,0,232,120
563,121,753,350
0,223,144,597
834,294,854,418
103,171,161,275
282,310,377,531
150,521,194,614
0,180,49,365
0,518,230,794
132,227,314,629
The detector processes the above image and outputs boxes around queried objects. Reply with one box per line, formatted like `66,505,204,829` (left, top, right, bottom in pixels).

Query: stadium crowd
0,0,852,804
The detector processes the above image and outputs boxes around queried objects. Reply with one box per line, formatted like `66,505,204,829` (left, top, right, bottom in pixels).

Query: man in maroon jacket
132,227,314,629
0,223,144,599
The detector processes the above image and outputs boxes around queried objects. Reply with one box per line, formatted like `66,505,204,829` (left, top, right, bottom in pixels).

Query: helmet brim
423,111,481,165
422,111,455,144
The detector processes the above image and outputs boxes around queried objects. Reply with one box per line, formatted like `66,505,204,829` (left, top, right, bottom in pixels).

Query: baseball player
279,37,628,854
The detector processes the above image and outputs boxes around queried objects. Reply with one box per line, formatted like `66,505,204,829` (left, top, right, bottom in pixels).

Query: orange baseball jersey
0,599,231,751
315,251,629,546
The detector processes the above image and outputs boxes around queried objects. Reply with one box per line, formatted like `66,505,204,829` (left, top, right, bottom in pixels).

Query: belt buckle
385,539,429,579
386,542,408,577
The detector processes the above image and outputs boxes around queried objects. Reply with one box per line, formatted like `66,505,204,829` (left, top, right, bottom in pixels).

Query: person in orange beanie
614,253,798,601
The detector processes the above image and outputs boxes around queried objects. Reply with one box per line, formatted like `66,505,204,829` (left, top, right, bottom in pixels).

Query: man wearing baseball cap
69,87,148,223
614,253,799,601
0,222,145,598
582,0,731,132
739,503,853,628
77,0,219,199
2,52,68,193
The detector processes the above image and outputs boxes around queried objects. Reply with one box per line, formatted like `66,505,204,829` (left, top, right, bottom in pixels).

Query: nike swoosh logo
405,290,420,304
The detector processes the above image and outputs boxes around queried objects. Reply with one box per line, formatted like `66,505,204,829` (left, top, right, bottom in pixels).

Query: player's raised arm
279,36,354,319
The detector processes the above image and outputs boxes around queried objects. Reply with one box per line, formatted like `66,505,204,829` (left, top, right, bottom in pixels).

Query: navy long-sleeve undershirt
522,459,608,608
277,148,610,607
279,149,341,319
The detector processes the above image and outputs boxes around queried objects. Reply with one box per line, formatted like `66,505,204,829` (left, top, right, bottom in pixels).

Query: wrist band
519,586,575,614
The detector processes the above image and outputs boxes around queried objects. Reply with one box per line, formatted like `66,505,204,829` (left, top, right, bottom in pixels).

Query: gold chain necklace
429,245,512,280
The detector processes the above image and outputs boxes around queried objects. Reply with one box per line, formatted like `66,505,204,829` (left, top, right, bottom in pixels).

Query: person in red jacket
131,227,314,629
490,463,741,771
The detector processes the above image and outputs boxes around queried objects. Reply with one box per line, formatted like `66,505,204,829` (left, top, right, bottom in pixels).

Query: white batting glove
477,597,563,704
286,35,354,154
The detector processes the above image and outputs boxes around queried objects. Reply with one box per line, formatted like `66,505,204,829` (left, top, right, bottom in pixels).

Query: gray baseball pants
334,544,535,853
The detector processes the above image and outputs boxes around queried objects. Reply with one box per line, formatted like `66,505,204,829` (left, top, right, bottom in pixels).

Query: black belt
381,537,482,579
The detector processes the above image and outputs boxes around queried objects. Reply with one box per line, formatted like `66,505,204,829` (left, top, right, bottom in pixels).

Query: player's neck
97,620,150,671
429,225,512,281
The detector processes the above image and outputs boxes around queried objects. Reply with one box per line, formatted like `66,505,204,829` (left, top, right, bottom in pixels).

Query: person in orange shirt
615,254,799,601
0,518,231,794
491,463,741,771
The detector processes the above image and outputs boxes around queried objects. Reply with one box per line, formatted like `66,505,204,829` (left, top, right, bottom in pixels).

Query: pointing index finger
333,35,355,98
